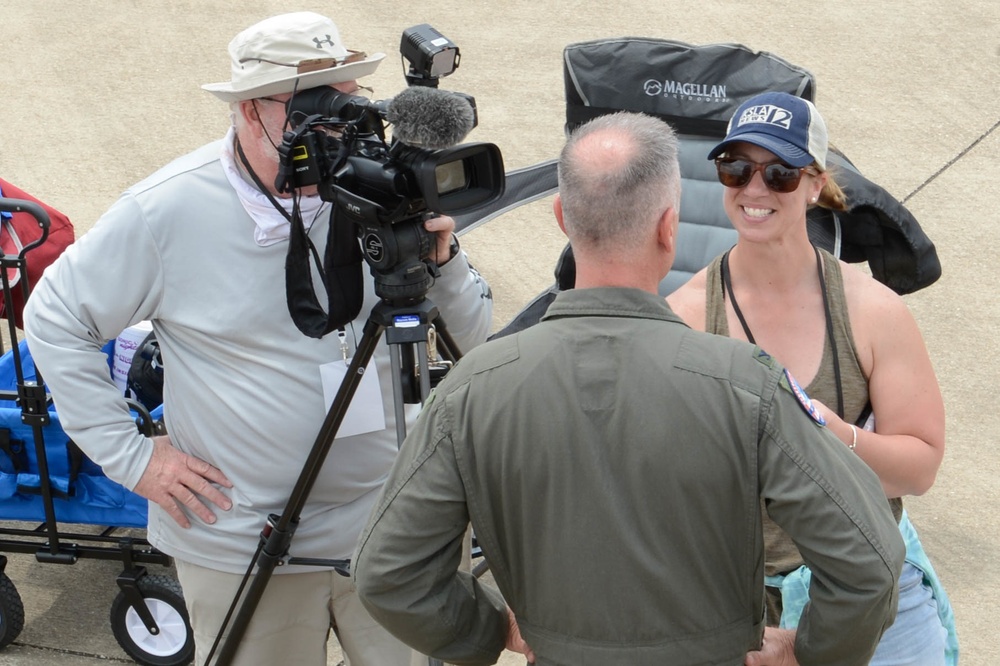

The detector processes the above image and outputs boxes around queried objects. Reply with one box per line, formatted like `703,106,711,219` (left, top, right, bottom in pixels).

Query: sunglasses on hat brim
239,49,369,75
714,157,818,194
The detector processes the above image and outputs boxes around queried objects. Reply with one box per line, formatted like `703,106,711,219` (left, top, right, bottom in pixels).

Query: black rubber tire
0,572,25,649
109,574,194,666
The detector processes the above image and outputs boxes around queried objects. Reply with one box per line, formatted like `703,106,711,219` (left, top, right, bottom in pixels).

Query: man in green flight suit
353,111,904,666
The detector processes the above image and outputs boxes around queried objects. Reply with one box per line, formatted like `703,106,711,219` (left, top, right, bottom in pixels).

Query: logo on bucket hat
201,12,385,103
707,91,828,169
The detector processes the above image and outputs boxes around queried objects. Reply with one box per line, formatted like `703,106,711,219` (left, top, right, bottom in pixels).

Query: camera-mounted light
400,24,460,87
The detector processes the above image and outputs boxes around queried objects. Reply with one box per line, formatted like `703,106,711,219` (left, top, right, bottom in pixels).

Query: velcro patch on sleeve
753,346,776,369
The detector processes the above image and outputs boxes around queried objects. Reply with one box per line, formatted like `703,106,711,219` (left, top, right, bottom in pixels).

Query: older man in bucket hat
24,11,492,665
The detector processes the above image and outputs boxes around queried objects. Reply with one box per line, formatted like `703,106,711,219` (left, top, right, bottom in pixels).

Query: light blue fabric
766,510,958,665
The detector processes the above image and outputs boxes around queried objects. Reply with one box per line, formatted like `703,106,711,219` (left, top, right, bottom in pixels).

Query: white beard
219,126,328,247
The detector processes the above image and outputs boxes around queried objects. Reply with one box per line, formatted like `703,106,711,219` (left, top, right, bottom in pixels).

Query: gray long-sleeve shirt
354,287,904,665
23,138,493,572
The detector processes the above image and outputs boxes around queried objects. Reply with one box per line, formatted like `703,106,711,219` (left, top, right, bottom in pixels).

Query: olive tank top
704,247,903,577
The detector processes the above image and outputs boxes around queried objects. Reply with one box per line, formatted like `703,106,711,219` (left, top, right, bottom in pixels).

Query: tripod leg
430,314,461,364
388,338,434,446
416,339,432,402
388,343,409,445
212,301,466,666
384,312,441,446
426,318,459,666
211,318,384,666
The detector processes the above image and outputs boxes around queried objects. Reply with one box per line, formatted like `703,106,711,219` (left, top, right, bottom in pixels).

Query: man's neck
233,131,290,199
574,264,663,295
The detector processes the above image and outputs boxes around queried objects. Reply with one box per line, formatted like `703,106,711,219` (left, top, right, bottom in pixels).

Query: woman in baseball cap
670,91,957,665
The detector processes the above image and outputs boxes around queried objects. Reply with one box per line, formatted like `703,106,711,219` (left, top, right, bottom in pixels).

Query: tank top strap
813,251,904,520
704,254,730,337
810,248,869,423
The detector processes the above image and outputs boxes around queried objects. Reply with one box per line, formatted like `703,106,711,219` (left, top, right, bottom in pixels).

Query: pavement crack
902,116,1000,204
9,642,132,662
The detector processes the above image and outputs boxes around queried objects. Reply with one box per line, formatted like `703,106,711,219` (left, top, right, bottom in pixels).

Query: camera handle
210,297,458,666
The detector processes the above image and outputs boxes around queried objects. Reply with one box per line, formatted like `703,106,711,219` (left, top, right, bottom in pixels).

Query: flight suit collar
542,287,688,326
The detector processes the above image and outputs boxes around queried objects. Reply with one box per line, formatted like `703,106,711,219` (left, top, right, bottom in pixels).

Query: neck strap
721,245,845,418
235,138,291,221
236,137,364,339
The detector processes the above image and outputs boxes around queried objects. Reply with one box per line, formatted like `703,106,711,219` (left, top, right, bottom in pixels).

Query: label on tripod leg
319,358,386,439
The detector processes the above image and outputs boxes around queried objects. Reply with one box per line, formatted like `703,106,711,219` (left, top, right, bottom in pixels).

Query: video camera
273,24,505,303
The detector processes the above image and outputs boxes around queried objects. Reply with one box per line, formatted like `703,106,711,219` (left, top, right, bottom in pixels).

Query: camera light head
400,24,460,85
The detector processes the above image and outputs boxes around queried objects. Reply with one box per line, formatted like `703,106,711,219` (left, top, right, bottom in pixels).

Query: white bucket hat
202,12,385,103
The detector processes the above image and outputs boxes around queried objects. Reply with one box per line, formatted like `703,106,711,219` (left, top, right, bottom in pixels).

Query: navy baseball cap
707,92,828,169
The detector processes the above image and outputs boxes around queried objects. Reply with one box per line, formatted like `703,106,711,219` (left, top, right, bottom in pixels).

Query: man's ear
553,194,568,238
238,100,255,123
657,206,679,254
237,100,263,136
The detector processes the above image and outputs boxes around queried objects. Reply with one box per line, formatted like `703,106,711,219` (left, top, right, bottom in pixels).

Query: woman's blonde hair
814,153,848,212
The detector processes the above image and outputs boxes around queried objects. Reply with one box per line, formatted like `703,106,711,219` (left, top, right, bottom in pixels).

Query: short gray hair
557,112,680,252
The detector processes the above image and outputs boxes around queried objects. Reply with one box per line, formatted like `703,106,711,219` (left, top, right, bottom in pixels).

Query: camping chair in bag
453,38,942,579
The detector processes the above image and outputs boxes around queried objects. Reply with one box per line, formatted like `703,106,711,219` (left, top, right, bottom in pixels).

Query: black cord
721,245,844,417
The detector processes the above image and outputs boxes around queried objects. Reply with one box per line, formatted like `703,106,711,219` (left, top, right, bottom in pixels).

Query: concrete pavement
0,0,998,663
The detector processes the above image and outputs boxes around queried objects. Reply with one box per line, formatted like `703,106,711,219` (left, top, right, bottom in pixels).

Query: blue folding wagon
0,196,194,666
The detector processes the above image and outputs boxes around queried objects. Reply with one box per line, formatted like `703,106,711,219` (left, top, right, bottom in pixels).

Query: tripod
210,295,459,666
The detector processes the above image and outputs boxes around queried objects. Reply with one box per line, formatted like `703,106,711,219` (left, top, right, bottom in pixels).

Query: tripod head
351,208,438,304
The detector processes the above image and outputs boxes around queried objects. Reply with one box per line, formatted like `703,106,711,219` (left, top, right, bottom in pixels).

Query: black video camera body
274,83,503,303
273,24,504,309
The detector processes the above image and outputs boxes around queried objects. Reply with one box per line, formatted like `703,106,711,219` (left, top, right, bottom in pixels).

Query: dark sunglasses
714,157,816,193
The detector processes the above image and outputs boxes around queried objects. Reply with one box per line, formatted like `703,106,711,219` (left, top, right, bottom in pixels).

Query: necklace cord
721,245,844,418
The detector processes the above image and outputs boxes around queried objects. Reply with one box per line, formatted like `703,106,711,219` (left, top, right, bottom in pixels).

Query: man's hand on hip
745,627,799,666
134,435,233,528
505,607,536,663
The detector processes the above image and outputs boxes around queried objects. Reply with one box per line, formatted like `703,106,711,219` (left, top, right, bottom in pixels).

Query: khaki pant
175,559,425,666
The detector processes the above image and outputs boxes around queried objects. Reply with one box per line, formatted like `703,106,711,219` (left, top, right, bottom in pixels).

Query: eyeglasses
257,85,374,106
239,50,369,74
714,157,817,193
342,85,373,99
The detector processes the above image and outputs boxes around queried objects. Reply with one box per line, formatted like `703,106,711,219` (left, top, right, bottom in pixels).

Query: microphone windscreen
386,87,476,150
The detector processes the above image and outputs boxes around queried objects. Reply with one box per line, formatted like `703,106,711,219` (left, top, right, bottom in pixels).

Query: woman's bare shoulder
666,269,709,331
838,259,926,364
838,260,911,318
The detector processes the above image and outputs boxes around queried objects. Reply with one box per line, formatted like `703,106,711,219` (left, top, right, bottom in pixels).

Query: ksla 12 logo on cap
736,103,794,130
706,91,828,169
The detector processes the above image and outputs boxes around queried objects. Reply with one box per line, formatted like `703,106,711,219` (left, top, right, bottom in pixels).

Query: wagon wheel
0,572,25,649
110,574,194,666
